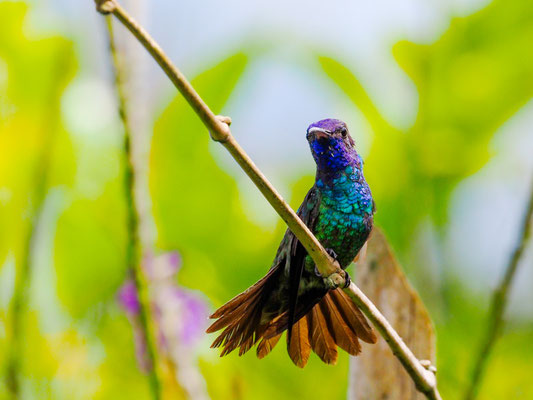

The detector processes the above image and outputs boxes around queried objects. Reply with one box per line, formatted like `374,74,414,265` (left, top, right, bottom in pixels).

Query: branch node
420,359,437,375
210,115,232,143
216,115,232,126
95,0,116,14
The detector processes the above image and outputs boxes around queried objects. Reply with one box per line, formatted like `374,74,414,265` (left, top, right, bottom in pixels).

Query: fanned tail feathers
321,294,361,356
206,266,281,356
257,334,281,359
307,303,338,364
287,315,311,367
208,285,376,368
329,288,377,344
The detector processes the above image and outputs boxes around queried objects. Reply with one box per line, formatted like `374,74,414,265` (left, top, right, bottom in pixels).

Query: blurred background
0,0,532,398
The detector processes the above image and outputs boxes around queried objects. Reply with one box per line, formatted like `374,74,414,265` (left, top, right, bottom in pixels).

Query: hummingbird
207,119,377,367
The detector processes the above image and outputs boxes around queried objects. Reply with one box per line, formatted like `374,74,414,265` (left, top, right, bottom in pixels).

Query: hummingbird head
306,118,359,173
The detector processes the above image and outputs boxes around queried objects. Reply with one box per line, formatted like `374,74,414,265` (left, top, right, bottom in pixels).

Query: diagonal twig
94,1,442,398
464,178,533,400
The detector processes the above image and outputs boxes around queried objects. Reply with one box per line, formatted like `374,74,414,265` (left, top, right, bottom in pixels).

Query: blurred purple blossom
177,290,209,345
157,285,209,347
143,250,181,280
117,250,209,371
117,279,140,315
117,279,151,372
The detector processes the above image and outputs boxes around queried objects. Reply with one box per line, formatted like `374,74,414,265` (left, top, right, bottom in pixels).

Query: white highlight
307,127,330,134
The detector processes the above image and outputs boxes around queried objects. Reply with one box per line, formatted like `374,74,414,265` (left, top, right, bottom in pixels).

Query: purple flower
117,251,209,365
117,279,140,315
144,251,182,280
176,290,209,346
117,279,151,371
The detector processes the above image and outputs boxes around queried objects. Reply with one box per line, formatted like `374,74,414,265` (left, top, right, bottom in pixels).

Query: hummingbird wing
286,186,321,344
205,186,320,357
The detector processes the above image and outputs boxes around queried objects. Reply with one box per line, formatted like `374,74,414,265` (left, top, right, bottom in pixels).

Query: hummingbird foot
342,270,351,288
314,248,339,277
314,249,350,289
322,269,349,290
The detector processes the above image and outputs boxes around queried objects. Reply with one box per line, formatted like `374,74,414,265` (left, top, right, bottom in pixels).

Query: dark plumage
207,119,377,367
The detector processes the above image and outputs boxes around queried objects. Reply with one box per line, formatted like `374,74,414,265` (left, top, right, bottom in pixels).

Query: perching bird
207,118,377,367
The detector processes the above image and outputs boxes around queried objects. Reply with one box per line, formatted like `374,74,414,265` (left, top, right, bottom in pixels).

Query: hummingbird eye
340,127,347,137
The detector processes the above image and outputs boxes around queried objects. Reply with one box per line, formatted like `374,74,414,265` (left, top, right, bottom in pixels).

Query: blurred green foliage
0,0,532,399
0,2,78,398
0,2,76,266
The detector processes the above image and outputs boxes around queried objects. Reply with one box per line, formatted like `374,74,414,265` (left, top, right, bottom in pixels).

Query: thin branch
105,16,162,399
464,178,533,400
94,1,442,399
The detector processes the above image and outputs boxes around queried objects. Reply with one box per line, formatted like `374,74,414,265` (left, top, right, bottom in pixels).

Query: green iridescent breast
313,167,374,267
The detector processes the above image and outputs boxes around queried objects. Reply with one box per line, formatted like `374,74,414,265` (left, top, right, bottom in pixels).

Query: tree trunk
349,228,435,400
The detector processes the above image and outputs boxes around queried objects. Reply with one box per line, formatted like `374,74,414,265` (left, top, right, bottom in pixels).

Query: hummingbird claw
343,270,351,288
325,248,338,260
315,249,338,277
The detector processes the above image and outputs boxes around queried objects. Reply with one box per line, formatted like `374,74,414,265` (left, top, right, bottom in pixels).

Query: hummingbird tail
206,265,283,357
259,288,377,368
207,271,377,367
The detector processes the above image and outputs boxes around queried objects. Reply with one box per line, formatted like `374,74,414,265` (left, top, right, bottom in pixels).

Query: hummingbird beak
307,127,330,141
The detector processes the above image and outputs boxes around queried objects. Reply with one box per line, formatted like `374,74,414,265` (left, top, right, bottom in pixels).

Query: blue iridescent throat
311,135,373,217
310,136,359,174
